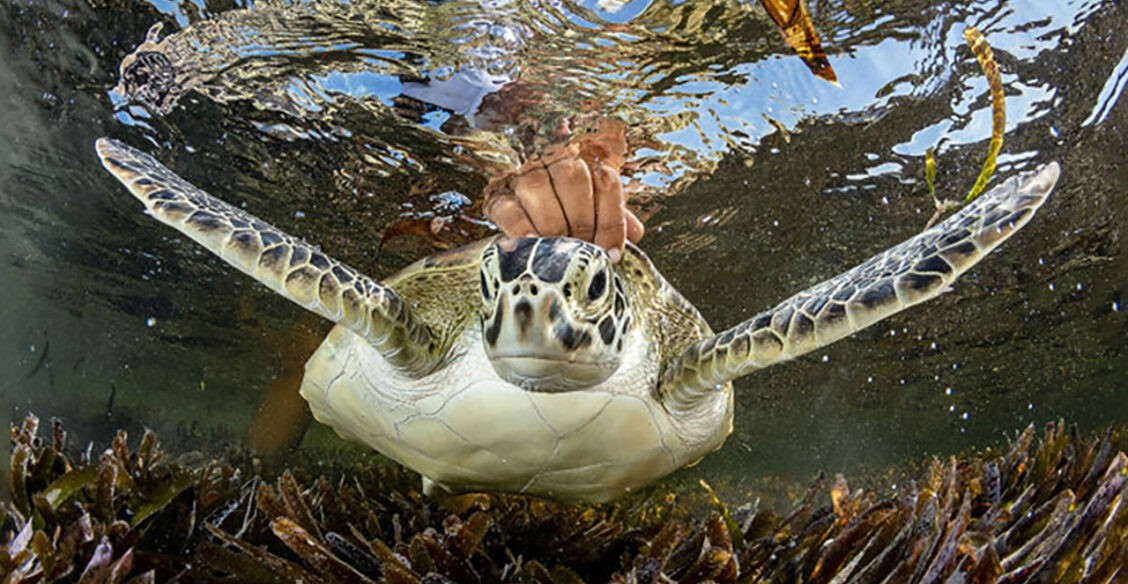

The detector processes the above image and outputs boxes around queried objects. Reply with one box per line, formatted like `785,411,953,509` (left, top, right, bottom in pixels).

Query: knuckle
486,196,519,218
550,156,585,178
592,162,616,181
596,218,624,235
571,222,595,236
590,164,611,185
516,167,551,191
593,170,621,197
542,214,568,233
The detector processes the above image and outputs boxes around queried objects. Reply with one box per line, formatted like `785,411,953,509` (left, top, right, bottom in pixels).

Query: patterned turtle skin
96,138,1059,502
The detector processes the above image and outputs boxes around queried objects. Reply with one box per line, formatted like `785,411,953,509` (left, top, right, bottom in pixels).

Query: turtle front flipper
662,162,1060,398
96,138,442,376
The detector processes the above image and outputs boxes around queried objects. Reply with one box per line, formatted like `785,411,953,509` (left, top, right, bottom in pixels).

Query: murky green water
1,0,1124,498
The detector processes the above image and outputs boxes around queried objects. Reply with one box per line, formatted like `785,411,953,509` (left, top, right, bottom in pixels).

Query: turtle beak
483,284,616,390
487,286,589,357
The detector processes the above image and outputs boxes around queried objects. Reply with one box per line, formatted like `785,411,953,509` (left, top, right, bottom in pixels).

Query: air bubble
146,317,157,327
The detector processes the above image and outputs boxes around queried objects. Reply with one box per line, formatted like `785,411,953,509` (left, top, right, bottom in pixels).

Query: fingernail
608,248,622,263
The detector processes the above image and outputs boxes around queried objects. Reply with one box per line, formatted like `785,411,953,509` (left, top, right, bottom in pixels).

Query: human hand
483,141,644,263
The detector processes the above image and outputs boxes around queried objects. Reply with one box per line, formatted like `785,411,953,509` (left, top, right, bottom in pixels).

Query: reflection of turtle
96,138,1059,502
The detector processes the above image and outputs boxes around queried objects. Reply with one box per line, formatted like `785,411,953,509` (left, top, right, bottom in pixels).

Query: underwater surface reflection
0,0,1124,498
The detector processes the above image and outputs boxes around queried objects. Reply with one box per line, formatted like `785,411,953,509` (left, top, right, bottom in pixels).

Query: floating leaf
962,27,1005,204
925,146,938,202
758,0,838,84
922,27,1006,229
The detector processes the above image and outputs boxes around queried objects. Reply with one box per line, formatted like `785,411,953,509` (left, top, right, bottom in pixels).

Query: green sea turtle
96,138,1059,502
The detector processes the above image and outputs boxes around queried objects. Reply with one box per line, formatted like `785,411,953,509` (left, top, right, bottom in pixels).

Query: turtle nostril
529,284,539,296
514,299,534,332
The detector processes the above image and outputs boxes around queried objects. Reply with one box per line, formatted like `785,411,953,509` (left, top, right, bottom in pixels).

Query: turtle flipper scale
95,138,441,376
663,162,1060,397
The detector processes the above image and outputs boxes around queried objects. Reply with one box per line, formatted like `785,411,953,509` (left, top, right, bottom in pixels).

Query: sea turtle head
479,237,631,391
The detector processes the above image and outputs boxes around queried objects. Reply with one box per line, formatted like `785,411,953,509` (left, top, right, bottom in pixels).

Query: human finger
625,209,645,244
487,195,538,238
513,164,568,236
546,155,595,241
591,162,627,262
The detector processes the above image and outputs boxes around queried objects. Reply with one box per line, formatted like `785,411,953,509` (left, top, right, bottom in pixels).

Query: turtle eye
587,269,607,301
